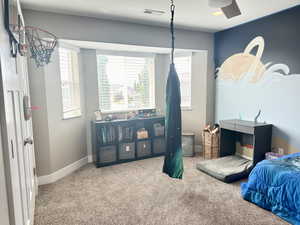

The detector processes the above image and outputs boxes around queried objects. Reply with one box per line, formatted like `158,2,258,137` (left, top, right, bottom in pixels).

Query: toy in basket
137,128,149,139
202,124,220,159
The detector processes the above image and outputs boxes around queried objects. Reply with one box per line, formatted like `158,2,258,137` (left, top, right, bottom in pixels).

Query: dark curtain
163,63,184,179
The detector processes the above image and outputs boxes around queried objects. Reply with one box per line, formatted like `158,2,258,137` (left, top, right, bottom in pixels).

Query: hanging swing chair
162,0,184,179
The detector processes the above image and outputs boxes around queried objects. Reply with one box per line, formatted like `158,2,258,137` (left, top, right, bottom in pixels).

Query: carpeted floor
35,156,289,225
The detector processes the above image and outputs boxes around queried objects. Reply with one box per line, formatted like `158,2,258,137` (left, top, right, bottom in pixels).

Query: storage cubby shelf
91,116,166,168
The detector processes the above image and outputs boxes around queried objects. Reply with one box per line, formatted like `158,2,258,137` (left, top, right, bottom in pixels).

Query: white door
0,0,36,223
19,55,37,224
17,55,36,225
0,48,36,225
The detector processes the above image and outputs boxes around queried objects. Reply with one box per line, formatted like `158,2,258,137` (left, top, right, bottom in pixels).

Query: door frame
0,0,37,224
0,60,16,225
0,126,10,225
0,52,37,225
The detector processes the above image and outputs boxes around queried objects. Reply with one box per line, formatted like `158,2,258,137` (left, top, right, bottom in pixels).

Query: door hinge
33,167,36,176
10,140,14,159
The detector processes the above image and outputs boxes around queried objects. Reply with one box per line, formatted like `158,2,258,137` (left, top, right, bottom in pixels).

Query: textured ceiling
21,0,300,32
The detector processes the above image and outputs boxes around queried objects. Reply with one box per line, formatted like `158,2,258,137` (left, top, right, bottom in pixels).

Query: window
59,47,81,119
174,55,192,109
97,54,155,112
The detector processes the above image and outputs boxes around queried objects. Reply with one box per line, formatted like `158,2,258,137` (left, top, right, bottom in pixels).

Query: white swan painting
215,36,300,153
216,36,300,84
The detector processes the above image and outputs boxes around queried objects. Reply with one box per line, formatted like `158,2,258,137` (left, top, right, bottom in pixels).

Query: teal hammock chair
162,0,184,179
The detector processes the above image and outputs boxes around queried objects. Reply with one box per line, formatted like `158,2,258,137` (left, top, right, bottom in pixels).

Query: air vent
144,9,165,16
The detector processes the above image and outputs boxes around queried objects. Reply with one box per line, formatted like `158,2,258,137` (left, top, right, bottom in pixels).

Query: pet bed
241,152,300,225
197,155,253,183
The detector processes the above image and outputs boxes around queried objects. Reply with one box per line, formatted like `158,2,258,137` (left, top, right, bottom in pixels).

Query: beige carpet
35,156,289,225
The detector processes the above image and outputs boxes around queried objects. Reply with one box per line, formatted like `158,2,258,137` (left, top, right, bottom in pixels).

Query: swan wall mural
217,36,300,84
215,5,300,154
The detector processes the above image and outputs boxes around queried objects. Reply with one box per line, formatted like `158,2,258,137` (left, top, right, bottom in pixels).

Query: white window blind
97,54,155,112
59,47,81,119
174,55,192,109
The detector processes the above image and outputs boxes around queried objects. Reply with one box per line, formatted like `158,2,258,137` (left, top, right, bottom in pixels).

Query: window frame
58,43,82,120
174,52,193,111
96,50,156,113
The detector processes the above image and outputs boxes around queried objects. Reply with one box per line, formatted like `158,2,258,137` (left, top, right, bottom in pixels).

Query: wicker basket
202,130,220,159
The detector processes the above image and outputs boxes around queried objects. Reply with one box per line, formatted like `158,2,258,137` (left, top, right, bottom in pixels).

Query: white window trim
100,107,155,114
58,41,80,53
181,106,193,111
59,44,82,120
174,52,192,57
174,52,193,111
62,109,82,120
96,49,156,58
96,53,156,113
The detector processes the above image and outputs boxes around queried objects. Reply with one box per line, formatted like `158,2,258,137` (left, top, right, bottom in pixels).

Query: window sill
62,115,82,120
63,111,82,120
100,108,154,114
181,107,192,111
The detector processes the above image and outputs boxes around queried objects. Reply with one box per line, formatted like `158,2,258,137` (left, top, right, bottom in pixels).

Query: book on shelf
100,126,116,145
118,126,134,142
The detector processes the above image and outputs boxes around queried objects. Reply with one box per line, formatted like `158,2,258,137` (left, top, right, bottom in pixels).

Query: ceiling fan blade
221,0,241,19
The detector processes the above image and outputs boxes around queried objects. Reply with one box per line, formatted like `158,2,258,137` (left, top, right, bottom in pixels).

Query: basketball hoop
10,23,28,56
25,26,57,67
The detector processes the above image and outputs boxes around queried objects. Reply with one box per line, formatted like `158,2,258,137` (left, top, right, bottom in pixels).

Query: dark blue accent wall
214,5,300,154
215,5,300,74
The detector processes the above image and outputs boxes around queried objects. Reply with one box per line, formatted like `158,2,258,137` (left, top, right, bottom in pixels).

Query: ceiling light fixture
208,0,232,8
212,11,223,16
144,9,165,16
209,0,241,19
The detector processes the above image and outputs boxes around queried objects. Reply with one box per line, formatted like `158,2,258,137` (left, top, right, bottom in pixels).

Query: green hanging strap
162,0,184,179
170,0,175,64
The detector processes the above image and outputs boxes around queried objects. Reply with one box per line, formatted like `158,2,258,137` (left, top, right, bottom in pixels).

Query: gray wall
28,65,51,176
184,52,210,144
28,48,87,176
24,9,215,174
44,49,87,173
154,52,210,145
23,10,214,53
81,50,98,162
82,50,209,158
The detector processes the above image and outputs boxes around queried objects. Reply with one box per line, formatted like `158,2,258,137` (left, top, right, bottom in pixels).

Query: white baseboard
38,156,88,185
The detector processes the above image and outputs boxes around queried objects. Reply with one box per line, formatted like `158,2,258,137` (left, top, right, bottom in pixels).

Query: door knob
24,138,33,146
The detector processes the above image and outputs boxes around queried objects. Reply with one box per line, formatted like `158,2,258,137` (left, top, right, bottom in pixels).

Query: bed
241,152,300,225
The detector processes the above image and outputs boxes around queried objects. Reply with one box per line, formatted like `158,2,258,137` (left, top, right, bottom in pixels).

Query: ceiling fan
209,0,241,19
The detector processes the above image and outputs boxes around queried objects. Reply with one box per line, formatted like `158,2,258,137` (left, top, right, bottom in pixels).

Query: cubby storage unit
153,138,166,155
91,116,165,167
137,140,151,158
119,142,135,160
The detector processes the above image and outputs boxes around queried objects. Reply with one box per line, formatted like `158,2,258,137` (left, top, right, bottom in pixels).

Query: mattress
241,153,300,225
197,155,253,183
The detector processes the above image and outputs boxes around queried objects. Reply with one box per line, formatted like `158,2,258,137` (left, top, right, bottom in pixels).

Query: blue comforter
241,153,300,225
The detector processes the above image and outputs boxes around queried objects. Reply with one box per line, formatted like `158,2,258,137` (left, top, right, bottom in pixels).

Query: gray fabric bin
99,146,117,163
119,143,135,160
153,138,166,154
137,140,151,157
